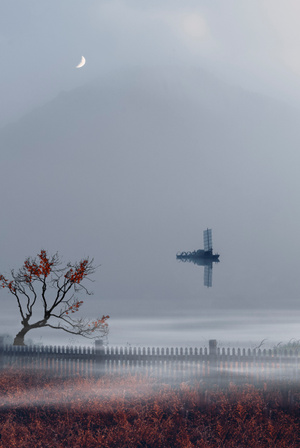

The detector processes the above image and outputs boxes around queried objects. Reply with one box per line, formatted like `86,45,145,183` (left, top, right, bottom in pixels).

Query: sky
1,1,300,347
2,0,300,126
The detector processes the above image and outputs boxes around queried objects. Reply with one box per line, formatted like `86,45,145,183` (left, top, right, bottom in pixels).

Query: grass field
1,367,300,447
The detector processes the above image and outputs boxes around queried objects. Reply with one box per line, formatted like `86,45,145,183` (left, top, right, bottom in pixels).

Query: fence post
209,340,217,356
95,339,105,375
0,336,4,370
209,339,217,377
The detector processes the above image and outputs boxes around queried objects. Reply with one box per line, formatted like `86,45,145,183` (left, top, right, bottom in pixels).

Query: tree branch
0,250,108,345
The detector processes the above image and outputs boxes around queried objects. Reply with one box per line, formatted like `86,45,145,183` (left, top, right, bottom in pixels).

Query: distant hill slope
1,66,300,308
2,66,299,160
2,64,300,225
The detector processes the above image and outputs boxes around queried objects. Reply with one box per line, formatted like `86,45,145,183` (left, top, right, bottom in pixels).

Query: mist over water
1,67,300,349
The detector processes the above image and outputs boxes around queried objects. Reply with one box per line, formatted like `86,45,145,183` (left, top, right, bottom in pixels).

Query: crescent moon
76,56,86,68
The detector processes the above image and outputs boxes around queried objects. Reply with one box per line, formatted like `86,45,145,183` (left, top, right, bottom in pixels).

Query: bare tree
0,250,109,346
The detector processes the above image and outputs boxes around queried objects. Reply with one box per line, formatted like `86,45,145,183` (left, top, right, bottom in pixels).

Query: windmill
176,228,220,287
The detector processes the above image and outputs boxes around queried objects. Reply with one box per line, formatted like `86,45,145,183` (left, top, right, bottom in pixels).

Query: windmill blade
204,264,212,287
203,228,213,251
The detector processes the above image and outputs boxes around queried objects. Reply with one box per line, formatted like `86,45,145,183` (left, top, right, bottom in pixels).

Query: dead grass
0,367,300,447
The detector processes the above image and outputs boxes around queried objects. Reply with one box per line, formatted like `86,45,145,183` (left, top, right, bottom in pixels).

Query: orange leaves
89,315,110,332
65,300,84,315
18,251,91,287
0,274,8,289
23,250,53,280
37,250,53,277
65,260,89,284
24,260,40,278
0,275,16,292
8,281,16,293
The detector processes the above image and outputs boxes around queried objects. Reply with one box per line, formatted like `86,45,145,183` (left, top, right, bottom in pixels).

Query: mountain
1,65,300,313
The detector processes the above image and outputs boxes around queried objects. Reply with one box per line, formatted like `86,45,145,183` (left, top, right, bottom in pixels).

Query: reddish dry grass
0,368,300,447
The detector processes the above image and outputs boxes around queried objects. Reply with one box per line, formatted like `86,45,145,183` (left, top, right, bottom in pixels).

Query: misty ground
1,363,300,448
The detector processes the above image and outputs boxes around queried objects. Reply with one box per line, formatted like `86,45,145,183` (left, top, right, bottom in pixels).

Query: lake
2,226,299,350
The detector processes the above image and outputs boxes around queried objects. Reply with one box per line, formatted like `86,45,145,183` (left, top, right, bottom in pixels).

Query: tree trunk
13,326,31,346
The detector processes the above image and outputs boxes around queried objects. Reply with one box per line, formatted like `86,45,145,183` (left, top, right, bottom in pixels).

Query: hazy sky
1,1,300,346
2,0,300,126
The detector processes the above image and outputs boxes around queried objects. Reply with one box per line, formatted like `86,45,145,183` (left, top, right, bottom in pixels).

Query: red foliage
0,368,300,448
0,275,8,289
24,250,53,281
65,300,84,314
0,250,108,342
37,249,53,277
65,260,88,284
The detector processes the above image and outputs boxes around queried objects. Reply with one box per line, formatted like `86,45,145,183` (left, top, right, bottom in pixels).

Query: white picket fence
1,338,299,381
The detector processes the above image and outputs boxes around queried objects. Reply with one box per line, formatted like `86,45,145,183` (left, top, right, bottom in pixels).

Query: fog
0,376,154,409
1,1,300,348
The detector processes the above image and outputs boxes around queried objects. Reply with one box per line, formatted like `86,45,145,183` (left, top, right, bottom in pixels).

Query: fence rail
1,338,299,382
